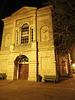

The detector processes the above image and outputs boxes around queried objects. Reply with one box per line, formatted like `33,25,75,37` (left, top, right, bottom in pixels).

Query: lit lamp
72,63,75,73
72,63,75,67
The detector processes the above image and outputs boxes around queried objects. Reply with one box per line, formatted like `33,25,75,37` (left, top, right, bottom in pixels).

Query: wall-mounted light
72,63,75,67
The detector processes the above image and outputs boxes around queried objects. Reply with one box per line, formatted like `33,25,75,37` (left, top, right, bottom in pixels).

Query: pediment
11,6,37,16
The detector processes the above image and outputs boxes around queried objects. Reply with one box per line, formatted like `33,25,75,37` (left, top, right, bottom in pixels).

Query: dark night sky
0,0,42,46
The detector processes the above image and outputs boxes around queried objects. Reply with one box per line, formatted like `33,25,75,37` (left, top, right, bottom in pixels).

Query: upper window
16,23,34,45
21,23,29,44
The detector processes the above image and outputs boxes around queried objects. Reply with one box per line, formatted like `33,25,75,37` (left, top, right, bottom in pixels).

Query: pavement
0,77,75,100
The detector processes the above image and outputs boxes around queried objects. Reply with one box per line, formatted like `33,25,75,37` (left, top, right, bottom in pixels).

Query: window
19,57,28,62
16,23,34,45
16,31,18,44
62,61,69,74
21,23,29,44
31,28,33,42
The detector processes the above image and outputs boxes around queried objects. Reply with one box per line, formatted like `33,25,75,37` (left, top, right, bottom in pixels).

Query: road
0,78,75,100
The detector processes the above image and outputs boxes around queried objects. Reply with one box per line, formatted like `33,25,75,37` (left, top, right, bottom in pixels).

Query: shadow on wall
0,20,3,47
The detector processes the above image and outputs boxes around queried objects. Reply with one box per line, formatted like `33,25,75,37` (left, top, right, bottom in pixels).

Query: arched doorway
19,57,29,80
14,55,29,80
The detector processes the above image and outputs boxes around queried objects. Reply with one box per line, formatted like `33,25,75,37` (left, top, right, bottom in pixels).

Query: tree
41,0,75,55
41,0,75,77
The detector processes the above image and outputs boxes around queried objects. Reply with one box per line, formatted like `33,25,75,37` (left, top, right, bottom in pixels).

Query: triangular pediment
11,6,37,16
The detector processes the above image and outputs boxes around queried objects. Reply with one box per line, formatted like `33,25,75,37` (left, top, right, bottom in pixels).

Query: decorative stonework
4,27,13,33
16,17,33,27
41,26,49,42
5,34,11,47
29,18,33,24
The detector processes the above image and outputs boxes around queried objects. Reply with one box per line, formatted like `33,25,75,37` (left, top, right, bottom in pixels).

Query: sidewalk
0,77,75,88
0,77,75,100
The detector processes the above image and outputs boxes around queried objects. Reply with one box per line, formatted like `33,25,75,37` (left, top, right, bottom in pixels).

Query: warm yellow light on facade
72,63,75,67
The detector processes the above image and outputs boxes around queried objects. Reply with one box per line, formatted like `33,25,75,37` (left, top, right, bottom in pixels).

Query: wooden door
19,64,29,80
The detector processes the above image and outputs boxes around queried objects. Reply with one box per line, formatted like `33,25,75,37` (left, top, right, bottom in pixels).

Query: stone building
0,5,57,81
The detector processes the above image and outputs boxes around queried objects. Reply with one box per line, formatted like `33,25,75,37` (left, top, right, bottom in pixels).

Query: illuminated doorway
14,55,29,80
19,64,29,80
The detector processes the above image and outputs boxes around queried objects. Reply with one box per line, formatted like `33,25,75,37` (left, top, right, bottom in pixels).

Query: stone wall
37,6,56,80
0,6,56,81
0,41,37,81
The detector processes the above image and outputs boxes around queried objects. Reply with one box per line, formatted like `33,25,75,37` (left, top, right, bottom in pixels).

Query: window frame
15,23,34,45
21,24,29,44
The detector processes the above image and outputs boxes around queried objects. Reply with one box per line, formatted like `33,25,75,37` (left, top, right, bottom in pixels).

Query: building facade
0,6,57,81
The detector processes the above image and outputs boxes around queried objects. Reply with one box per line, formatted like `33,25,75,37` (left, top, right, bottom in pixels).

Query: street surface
0,77,75,100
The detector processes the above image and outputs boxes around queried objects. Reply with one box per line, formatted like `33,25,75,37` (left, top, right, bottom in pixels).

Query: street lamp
72,63,75,73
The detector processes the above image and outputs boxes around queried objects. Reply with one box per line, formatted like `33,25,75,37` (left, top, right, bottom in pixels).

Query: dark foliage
41,0,75,54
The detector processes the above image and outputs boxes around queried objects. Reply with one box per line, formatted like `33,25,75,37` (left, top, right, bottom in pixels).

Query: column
33,10,37,42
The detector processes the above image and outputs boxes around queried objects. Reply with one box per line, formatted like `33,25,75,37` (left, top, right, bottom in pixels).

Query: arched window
14,55,29,66
16,23,34,45
21,23,29,44
19,57,28,63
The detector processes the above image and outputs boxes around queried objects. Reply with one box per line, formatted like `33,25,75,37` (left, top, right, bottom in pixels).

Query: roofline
37,5,53,11
2,5,52,22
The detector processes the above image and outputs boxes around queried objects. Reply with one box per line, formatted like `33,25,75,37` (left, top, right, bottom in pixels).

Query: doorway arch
14,55,29,80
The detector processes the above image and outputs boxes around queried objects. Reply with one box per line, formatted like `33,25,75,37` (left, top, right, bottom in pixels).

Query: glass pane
21,36,29,44
31,29,33,42
21,24,29,44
